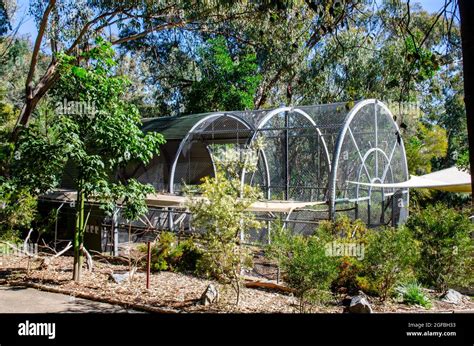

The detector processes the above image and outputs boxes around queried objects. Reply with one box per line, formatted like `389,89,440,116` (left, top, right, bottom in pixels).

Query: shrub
149,231,177,271
0,229,21,255
174,238,203,273
396,281,432,309
319,214,369,241
319,215,369,294
267,226,338,312
359,227,419,300
139,232,202,273
332,256,364,294
405,204,474,292
187,151,262,305
0,181,37,237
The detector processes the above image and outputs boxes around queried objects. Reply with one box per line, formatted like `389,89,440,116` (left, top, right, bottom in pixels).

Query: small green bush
174,238,203,273
405,204,474,292
267,226,338,311
0,182,37,237
332,256,364,294
187,169,261,306
0,229,21,243
319,214,369,241
358,227,419,300
319,215,369,294
396,281,432,309
139,232,203,273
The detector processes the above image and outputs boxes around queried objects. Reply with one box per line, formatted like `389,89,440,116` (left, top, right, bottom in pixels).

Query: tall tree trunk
459,0,474,207
73,188,85,282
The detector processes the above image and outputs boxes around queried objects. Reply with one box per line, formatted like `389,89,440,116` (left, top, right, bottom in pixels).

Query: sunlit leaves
185,36,261,113
46,38,165,220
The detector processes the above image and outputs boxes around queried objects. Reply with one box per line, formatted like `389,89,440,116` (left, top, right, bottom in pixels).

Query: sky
11,0,451,44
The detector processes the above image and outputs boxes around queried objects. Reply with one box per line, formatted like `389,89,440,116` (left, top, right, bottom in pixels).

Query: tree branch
66,8,129,55
111,20,185,45
25,0,56,97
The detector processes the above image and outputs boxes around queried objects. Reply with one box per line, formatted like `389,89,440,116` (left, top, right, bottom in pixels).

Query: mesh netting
121,99,409,237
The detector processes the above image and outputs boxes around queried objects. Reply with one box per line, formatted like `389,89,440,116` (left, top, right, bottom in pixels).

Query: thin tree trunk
73,188,85,281
459,0,474,208
232,267,241,306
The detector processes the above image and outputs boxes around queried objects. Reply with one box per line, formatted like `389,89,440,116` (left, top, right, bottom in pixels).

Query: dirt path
0,286,142,313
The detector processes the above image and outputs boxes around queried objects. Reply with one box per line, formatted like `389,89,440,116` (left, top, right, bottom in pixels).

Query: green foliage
187,141,262,305
0,87,47,239
267,226,338,311
174,238,204,273
358,227,419,300
404,36,440,82
0,88,19,176
13,104,73,193
185,36,261,113
0,179,36,236
405,123,448,176
319,214,369,241
189,171,261,304
319,215,369,294
11,37,166,281
334,256,364,294
47,38,165,217
434,91,469,173
396,281,432,309
405,204,474,292
0,228,21,245
139,232,203,273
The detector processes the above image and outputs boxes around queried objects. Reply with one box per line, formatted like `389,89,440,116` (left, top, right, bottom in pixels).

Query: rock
441,289,466,305
200,284,219,306
109,272,131,284
344,295,373,313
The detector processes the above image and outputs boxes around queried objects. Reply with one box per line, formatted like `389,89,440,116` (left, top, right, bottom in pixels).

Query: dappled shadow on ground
1,285,28,291
27,277,71,285
0,268,28,282
61,297,145,313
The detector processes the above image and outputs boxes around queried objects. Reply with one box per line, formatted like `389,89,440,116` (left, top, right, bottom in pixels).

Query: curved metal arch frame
329,99,409,219
168,112,256,193
248,148,272,199
355,147,394,202
255,106,331,165
240,106,332,195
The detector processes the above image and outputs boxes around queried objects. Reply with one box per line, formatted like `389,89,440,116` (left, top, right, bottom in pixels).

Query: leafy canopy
185,36,262,113
17,37,165,220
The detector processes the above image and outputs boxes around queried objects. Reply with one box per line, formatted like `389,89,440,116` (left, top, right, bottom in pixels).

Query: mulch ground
0,254,472,313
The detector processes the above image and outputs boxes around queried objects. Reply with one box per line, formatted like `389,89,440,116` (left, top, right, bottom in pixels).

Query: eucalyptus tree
292,2,468,179
99,1,361,114
184,35,261,113
16,0,356,132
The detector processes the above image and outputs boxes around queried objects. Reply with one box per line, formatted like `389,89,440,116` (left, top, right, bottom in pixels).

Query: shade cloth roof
39,189,326,213
141,112,216,140
347,167,471,193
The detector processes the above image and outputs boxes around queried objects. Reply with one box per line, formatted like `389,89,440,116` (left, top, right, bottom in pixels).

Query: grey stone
345,295,373,313
200,284,219,306
109,272,130,284
441,289,466,305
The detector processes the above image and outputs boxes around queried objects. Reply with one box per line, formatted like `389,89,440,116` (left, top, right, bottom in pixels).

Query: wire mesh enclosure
124,99,409,229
